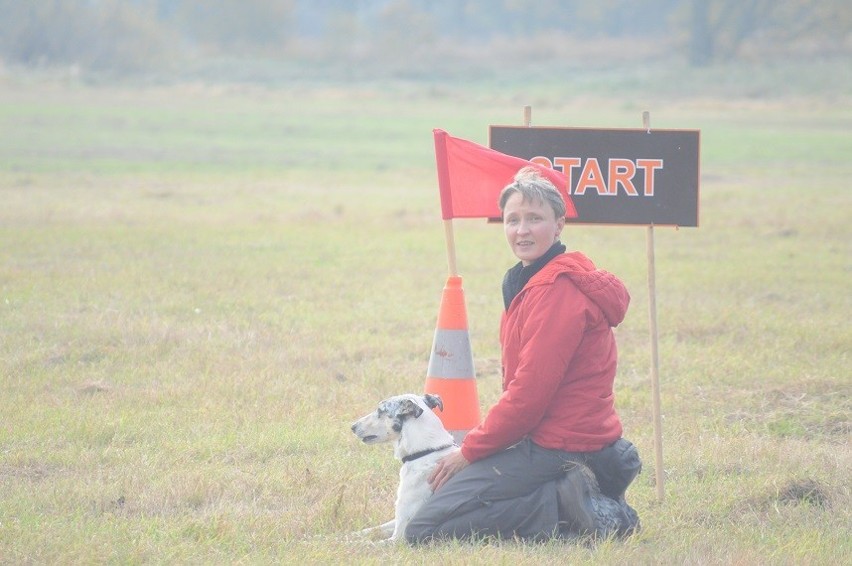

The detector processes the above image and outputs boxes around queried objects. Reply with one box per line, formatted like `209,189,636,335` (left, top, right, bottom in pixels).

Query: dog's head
351,393,443,445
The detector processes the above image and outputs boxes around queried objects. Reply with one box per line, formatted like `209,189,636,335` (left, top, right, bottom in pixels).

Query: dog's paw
352,522,395,541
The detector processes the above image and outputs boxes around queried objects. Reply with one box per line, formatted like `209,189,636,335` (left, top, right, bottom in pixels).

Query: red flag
433,129,578,221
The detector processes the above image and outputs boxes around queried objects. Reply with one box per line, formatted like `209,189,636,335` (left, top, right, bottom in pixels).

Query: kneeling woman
406,167,641,543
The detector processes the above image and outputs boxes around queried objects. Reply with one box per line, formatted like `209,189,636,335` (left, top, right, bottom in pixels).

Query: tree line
0,0,848,76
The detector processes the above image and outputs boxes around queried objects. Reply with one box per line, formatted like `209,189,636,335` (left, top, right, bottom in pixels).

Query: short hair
498,166,566,219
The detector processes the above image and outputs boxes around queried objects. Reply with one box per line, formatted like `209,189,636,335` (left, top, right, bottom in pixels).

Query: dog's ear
391,399,424,432
398,399,424,419
423,394,443,412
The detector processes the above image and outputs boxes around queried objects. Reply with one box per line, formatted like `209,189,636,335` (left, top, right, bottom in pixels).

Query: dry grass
0,68,850,563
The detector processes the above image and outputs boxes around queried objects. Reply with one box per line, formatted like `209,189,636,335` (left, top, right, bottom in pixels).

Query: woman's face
503,192,565,266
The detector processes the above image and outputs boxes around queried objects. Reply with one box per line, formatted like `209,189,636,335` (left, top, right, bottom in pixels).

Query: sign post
643,111,665,503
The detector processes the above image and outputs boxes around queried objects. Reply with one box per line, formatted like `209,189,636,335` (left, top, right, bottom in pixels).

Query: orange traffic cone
424,275,481,443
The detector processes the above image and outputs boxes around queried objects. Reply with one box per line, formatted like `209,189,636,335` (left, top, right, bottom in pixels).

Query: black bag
586,438,642,500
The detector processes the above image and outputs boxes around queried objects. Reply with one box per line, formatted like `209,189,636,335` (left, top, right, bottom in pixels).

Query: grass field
1,62,850,564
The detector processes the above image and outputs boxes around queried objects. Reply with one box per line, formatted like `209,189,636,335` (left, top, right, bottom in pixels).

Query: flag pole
434,129,459,277
644,110,665,503
444,219,458,277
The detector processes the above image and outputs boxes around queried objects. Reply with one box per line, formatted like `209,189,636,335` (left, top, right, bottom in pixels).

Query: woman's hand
428,450,469,492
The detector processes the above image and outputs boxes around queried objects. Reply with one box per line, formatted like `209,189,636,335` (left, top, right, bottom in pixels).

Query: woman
405,167,641,543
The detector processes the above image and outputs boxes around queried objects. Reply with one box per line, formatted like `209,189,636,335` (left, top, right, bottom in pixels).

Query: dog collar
401,444,456,464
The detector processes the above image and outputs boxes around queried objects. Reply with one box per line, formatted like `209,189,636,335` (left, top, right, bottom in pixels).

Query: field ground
0,62,850,564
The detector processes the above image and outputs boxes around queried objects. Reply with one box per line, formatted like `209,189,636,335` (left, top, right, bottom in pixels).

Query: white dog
351,393,458,542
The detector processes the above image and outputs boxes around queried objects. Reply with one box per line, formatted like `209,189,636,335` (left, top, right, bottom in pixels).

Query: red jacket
461,252,630,462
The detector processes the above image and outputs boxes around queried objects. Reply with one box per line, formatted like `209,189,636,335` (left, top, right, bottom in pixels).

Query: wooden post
644,110,665,503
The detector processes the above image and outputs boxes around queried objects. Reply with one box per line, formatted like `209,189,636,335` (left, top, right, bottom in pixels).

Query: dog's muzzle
351,423,379,443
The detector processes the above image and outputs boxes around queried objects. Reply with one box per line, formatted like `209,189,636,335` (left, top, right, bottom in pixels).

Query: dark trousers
404,437,641,543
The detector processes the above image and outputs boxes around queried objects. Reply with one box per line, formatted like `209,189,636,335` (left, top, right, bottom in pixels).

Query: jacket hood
528,252,630,327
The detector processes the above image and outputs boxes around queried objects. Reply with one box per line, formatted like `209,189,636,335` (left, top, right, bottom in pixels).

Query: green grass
1,64,850,564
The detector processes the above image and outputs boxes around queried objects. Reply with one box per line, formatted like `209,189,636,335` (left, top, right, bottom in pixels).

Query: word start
531,156,664,196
